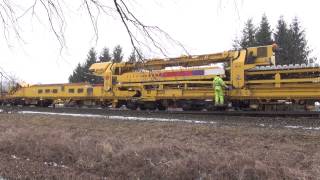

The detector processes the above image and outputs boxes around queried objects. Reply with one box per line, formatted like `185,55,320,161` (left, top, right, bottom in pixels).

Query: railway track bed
2,105,320,117
1,106,320,131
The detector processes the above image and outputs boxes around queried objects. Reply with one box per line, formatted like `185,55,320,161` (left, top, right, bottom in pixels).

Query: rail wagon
2,83,107,107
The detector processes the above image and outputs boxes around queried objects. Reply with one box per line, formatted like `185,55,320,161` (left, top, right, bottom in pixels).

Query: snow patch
19,111,106,118
259,124,320,131
108,115,216,124
18,111,216,124
285,125,320,131
285,125,303,129
11,155,19,159
302,127,320,130
44,162,68,168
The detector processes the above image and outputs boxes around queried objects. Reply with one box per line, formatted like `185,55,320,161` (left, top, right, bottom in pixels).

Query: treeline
69,45,140,83
234,14,316,65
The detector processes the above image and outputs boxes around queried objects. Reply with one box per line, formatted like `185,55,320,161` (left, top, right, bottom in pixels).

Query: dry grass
0,113,319,179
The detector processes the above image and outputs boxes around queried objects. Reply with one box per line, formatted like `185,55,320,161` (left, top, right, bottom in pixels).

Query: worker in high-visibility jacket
213,75,228,105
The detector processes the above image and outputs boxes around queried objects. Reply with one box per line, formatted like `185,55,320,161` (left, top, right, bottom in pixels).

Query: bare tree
0,68,19,95
0,0,187,61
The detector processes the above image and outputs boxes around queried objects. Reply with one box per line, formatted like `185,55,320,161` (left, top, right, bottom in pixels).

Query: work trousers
214,87,224,105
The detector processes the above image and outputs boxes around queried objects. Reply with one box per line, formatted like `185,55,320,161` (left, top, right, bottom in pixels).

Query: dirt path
0,113,320,179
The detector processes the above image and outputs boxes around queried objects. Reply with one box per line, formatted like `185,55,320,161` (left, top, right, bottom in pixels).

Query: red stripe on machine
161,71,193,77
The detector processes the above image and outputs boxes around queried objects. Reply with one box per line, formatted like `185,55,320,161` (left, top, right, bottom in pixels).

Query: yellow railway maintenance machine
90,44,320,111
2,44,320,111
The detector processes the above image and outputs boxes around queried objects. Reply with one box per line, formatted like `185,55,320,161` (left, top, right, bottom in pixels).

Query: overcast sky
0,0,319,84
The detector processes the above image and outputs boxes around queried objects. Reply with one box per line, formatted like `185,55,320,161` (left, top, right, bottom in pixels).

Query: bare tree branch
0,1,188,62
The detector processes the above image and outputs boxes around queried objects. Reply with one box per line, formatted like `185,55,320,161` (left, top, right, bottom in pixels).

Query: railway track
2,105,320,131
1,105,320,118
174,110,320,118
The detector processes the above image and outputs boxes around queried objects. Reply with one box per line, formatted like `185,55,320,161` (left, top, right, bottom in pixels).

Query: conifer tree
112,45,124,63
69,48,103,84
128,50,136,63
69,63,85,83
99,47,112,62
233,19,257,49
128,49,144,63
84,48,103,84
240,19,257,48
274,16,291,65
232,15,316,65
232,36,241,50
256,14,272,46
288,17,311,64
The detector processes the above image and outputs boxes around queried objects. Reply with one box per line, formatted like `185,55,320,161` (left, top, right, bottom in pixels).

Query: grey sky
0,0,319,84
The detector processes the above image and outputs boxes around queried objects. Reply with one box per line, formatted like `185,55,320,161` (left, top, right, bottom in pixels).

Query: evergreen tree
112,45,123,63
274,16,291,65
232,36,241,50
69,63,85,83
288,17,310,64
240,19,257,48
84,48,97,69
128,50,136,63
69,48,103,84
232,15,316,65
83,48,103,84
255,14,272,46
128,49,144,63
99,47,112,62
68,66,76,83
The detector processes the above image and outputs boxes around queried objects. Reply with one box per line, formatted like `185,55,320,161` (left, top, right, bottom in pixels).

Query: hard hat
272,43,278,52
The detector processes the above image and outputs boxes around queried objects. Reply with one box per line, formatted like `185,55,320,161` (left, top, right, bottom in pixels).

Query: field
0,110,320,179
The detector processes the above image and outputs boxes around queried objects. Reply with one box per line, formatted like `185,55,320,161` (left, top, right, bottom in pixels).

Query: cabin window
144,85,159,90
114,67,121,75
38,89,43,94
68,89,75,93
87,87,93,95
112,77,117,85
52,89,58,93
257,47,267,57
45,89,50,93
77,88,84,93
